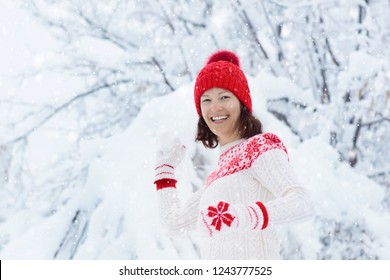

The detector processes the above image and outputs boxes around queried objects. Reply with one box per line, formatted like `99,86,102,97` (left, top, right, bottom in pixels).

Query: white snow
1,72,389,259
0,1,389,261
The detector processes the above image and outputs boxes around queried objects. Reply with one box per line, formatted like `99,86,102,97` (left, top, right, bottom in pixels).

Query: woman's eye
201,99,210,103
221,95,230,100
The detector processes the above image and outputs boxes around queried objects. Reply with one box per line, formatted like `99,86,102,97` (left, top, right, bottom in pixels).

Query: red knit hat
194,50,252,116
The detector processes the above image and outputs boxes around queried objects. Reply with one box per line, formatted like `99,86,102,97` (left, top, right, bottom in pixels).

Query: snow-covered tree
1,0,389,260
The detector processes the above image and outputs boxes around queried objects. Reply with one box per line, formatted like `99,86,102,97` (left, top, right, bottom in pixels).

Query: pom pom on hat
206,50,240,67
194,50,251,116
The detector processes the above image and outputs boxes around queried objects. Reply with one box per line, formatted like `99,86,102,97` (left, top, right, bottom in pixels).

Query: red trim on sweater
206,133,288,187
154,179,177,190
256,201,269,230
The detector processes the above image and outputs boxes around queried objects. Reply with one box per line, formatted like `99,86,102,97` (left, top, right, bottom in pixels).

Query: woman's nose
210,101,222,112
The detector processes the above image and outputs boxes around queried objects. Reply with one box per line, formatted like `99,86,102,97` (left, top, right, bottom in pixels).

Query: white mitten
154,132,186,183
200,200,268,237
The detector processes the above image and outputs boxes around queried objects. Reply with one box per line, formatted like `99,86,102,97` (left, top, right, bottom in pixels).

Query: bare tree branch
5,79,134,145
233,0,269,59
151,57,175,91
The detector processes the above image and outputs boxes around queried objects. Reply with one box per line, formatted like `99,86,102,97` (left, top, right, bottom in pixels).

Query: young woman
154,50,313,259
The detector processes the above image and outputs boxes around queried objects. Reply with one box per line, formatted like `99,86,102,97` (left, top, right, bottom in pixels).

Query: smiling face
200,87,242,146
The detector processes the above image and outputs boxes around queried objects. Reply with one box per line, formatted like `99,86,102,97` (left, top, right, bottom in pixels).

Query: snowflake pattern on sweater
156,132,313,259
205,133,288,187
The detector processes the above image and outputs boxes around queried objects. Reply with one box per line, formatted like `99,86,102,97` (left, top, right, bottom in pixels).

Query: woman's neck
218,131,242,146
219,138,245,154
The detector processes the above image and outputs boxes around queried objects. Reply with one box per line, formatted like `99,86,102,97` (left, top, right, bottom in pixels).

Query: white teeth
212,115,228,121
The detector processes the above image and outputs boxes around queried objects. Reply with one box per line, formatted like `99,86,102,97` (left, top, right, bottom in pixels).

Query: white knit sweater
157,133,313,259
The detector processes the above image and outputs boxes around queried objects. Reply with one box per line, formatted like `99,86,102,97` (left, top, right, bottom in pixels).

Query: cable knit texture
157,133,313,259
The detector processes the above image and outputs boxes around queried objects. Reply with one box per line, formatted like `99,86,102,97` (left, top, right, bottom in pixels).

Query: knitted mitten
200,200,268,237
154,133,186,190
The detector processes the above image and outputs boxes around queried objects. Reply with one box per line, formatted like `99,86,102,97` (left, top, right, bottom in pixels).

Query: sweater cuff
154,178,177,191
256,201,269,230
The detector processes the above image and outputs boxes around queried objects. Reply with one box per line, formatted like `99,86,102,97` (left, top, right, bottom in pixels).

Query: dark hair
195,105,263,149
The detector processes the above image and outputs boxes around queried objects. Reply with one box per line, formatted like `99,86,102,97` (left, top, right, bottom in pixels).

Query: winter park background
0,0,389,260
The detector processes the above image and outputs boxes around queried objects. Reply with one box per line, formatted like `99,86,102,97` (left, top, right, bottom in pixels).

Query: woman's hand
200,200,268,237
154,132,186,183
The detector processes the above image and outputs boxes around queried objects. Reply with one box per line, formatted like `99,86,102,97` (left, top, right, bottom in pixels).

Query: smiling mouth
211,115,229,122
